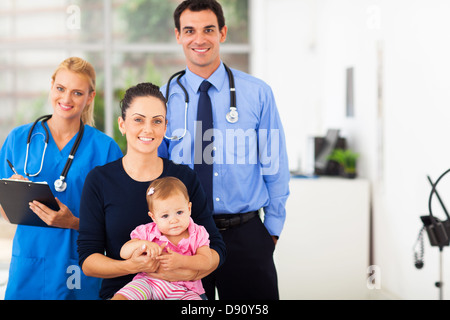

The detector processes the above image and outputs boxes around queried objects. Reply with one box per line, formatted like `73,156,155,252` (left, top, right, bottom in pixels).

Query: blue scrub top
0,120,123,299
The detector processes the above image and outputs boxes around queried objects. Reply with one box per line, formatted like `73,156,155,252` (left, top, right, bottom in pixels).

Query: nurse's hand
29,197,79,230
9,174,29,181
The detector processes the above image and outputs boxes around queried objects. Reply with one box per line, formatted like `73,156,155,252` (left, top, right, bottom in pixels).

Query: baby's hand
156,247,183,270
142,242,167,258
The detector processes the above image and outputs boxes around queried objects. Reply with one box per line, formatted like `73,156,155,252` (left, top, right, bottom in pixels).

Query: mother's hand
148,248,220,282
146,267,197,282
128,244,160,274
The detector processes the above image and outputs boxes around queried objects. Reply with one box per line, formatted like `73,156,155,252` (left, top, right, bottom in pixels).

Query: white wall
250,0,321,173
377,0,450,300
251,0,450,299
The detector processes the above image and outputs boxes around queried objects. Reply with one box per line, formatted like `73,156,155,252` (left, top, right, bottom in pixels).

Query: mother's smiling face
118,95,167,156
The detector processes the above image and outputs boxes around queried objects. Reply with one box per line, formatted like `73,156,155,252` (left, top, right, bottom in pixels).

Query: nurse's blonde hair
51,57,96,127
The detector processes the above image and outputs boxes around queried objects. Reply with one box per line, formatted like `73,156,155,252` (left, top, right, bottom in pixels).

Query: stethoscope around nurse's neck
24,114,85,192
164,63,238,141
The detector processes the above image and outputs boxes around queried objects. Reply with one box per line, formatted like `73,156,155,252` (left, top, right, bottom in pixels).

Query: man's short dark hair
174,0,226,31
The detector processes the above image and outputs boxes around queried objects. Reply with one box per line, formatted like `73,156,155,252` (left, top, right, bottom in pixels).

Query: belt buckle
215,211,257,231
214,217,230,231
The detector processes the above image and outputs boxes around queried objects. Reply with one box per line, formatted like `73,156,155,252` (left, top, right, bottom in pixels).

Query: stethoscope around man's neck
24,114,85,192
164,63,238,141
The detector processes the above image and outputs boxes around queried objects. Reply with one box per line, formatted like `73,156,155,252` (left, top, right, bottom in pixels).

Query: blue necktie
194,80,214,211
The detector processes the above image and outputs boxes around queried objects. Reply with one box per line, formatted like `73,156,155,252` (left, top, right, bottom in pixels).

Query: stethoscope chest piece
54,177,67,192
226,106,239,123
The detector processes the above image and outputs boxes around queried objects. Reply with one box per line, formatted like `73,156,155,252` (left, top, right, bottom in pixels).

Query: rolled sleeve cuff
263,214,286,238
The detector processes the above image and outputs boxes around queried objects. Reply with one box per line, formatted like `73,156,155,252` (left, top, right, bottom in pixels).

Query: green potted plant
327,148,359,178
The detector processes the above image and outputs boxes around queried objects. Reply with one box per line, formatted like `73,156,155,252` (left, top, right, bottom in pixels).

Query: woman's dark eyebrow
131,114,165,118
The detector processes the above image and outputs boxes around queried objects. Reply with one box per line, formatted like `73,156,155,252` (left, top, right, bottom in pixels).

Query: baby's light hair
146,177,189,212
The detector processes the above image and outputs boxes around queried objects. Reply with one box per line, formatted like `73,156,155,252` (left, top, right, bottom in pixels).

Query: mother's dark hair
174,0,226,32
119,82,166,119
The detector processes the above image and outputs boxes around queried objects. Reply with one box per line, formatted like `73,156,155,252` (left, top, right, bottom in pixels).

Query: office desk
274,177,370,299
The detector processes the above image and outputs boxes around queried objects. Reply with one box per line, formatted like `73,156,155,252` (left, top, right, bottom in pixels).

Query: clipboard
0,179,60,228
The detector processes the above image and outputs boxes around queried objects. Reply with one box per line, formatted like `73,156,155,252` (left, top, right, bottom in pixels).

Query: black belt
213,211,258,231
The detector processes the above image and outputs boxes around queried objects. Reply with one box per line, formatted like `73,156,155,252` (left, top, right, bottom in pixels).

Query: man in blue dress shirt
159,0,290,300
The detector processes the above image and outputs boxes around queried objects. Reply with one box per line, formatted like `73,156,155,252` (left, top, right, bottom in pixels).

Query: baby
112,177,212,300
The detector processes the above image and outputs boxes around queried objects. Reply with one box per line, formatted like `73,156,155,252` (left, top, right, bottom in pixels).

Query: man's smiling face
175,9,227,78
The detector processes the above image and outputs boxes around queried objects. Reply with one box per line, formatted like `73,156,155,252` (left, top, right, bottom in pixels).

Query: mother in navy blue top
77,82,226,300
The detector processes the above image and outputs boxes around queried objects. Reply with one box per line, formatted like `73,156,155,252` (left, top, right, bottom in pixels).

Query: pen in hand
7,159,19,175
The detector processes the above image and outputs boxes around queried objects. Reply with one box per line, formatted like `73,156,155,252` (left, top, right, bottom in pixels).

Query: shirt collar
184,61,227,93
